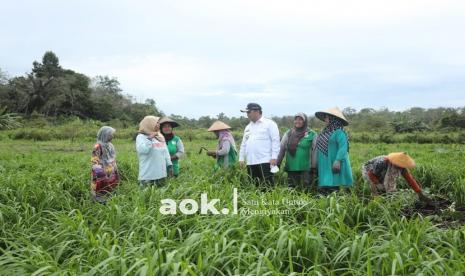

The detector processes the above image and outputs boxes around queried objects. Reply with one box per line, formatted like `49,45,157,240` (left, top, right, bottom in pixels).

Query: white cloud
167,0,465,32
3,0,465,117
66,52,306,95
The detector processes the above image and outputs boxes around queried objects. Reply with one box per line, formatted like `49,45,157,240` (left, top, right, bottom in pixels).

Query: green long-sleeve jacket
316,129,353,187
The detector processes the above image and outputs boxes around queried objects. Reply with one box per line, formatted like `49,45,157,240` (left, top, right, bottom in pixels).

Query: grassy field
1,137,465,275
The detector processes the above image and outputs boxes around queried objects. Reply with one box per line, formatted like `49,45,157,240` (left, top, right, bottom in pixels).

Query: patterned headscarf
138,116,165,142
287,112,308,156
96,126,116,166
217,129,236,152
316,115,349,156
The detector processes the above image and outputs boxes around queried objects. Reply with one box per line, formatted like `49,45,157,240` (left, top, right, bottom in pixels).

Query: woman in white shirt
136,116,173,187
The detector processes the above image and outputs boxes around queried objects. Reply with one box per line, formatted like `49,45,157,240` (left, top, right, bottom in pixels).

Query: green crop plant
1,138,465,275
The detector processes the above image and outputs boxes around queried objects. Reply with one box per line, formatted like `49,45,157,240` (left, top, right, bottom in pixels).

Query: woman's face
108,133,114,142
294,116,304,128
214,130,220,138
324,115,330,124
162,123,172,134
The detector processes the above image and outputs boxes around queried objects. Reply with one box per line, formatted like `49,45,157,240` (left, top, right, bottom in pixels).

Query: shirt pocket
254,129,269,140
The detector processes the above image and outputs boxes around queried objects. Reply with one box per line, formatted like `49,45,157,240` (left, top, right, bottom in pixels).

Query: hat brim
240,108,261,113
160,121,180,128
387,153,416,169
315,111,349,126
208,126,231,132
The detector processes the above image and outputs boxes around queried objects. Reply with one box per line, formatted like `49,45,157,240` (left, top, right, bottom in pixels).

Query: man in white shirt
239,103,280,187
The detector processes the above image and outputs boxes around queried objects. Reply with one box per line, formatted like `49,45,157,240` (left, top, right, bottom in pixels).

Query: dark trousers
247,163,274,188
287,171,311,189
139,178,166,187
317,186,340,195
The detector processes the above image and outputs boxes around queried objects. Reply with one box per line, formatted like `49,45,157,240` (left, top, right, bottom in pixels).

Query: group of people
235,103,353,193
90,102,428,203
91,116,185,203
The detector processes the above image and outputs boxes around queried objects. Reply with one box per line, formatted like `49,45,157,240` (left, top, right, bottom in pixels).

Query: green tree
32,51,63,78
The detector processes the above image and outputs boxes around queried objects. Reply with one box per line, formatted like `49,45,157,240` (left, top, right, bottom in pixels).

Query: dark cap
240,103,262,113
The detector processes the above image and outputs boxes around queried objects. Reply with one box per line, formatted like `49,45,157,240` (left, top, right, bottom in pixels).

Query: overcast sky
1,0,465,118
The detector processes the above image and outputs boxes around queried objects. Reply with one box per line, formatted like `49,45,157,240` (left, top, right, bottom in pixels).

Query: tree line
1,51,465,132
0,51,162,124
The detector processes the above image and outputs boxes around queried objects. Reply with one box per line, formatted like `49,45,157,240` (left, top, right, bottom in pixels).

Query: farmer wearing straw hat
314,107,353,192
136,116,173,187
206,120,238,169
362,152,430,201
277,112,317,189
159,117,184,177
239,103,280,187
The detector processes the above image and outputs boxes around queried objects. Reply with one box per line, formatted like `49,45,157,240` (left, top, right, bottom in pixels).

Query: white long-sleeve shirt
136,134,172,180
239,117,280,165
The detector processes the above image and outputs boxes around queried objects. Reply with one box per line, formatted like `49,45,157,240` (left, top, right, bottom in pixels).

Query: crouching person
362,152,430,201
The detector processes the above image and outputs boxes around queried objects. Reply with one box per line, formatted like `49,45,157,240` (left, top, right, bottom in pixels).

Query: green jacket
166,135,184,176
215,140,238,170
278,129,316,172
316,129,353,187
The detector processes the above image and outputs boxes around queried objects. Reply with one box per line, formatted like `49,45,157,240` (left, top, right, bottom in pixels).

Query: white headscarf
138,116,165,142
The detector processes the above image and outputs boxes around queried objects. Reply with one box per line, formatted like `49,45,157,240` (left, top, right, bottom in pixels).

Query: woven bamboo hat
208,120,231,132
315,107,349,126
387,152,416,169
159,117,180,128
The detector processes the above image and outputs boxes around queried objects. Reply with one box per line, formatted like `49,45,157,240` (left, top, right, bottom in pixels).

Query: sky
1,0,465,118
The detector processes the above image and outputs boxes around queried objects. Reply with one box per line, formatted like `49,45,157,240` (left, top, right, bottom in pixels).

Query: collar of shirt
251,116,265,124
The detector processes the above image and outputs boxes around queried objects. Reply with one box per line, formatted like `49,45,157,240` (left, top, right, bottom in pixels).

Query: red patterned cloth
91,143,119,197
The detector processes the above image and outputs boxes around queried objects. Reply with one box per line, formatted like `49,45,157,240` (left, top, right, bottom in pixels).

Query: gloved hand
93,165,106,178
332,160,341,173
206,150,217,158
308,168,317,187
418,191,432,203
310,168,318,175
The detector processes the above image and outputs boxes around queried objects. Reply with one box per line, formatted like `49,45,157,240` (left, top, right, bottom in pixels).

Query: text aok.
160,193,232,215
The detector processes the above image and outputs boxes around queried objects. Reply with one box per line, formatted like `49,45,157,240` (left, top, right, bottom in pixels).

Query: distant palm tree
0,106,22,130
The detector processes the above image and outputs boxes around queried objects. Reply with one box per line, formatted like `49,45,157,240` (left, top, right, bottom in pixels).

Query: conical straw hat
387,152,416,169
159,117,180,128
315,107,349,126
208,120,231,132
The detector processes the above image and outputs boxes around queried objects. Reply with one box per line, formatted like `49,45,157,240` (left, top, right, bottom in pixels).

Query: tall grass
0,139,464,275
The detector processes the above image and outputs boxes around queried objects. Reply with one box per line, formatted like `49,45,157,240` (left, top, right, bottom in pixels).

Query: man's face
247,110,260,121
